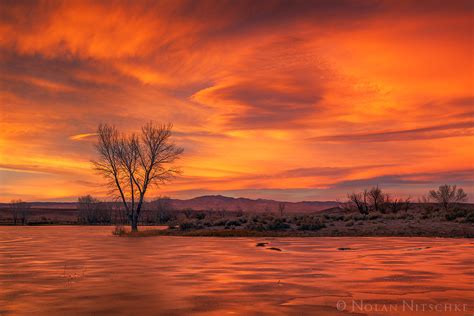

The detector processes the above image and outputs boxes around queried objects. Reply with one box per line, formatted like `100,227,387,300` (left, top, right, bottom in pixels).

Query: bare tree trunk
131,213,139,231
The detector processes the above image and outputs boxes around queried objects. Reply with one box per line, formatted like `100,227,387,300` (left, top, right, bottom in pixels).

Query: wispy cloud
311,121,474,143
69,133,97,141
0,0,472,201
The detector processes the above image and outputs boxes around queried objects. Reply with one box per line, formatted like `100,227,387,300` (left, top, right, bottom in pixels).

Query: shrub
195,212,206,220
445,209,467,221
298,217,326,231
465,211,474,223
212,219,227,226
343,215,353,221
112,225,126,236
179,221,196,230
225,219,242,228
245,221,266,231
369,213,381,220
266,218,290,230
354,214,368,221
324,214,344,221
202,221,213,227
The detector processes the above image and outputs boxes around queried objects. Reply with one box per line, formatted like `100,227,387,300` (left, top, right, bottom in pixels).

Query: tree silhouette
429,184,467,211
92,122,183,231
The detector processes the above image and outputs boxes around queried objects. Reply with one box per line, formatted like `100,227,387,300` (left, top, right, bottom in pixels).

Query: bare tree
78,195,98,224
429,184,468,212
10,200,29,225
11,200,19,225
385,195,410,213
278,202,286,217
386,196,402,213
77,195,111,224
92,122,183,231
368,186,386,212
348,191,369,215
151,196,173,223
20,203,30,225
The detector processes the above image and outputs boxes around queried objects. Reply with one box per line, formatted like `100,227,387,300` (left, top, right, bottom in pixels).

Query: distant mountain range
0,195,340,213
170,195,339,213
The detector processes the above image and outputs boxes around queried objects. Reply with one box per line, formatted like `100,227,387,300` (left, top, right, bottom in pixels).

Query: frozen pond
0,226,473,315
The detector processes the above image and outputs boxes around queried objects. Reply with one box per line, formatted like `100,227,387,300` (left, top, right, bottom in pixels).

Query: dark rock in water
411,246,432,251
338,247,352,251
256,242,268,247
267,247,282,252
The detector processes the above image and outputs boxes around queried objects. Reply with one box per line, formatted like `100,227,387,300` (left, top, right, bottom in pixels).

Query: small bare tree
151,196,173,223
368,186,386,213
429,184,468,212
92,122,183,231
386,196,402,213
20,204,29,225
380,194,411,213
278,202,286,217
348,191,369,215
11,200,29,225
77,195,110,224
418,195,434,213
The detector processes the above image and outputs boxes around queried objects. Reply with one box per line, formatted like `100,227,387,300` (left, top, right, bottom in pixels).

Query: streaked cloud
0,0,472,201
69,133,97,141
311,121,474,143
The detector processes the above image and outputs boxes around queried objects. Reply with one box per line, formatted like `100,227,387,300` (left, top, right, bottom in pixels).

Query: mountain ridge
0,195,340,213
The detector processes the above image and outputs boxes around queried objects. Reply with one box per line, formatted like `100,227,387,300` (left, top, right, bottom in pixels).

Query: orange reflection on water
0,227,473,315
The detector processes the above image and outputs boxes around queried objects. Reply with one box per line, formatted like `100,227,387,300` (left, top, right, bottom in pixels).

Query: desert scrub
212,219,227,226
225,219,241,228
465,211,474,223
343,215,354,221
245,221,266,231
396,212,414,220
266,218,290,230
179,221,203,230
195,212,206,220
445,208,471,221
297,217,326,231
368,213,381,220
354,214,368,221
324,214,344,221
382,214,396,220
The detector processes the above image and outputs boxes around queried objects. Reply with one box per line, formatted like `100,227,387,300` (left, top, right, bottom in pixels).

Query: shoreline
1,224,472,238
120,228,474,238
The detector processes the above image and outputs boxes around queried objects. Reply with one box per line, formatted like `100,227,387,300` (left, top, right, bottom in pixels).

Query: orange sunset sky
0,0,473,202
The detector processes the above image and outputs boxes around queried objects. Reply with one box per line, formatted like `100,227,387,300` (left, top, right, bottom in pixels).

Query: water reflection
0,227,473,315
